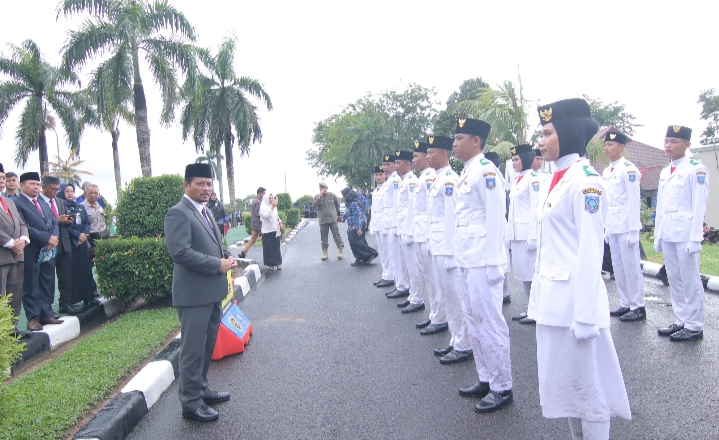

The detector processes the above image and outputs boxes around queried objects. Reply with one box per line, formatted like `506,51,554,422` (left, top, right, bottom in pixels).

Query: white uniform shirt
428,165,459,256
453,154,507,268
369,183,385,233
396,171,418,237
528,155,610,328
507,169,547,242
602,157,642,235
655,156,709,243
412,168,436,243
382,171,400,231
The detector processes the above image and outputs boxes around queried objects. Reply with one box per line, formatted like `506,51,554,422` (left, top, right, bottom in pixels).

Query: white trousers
431,255,471,352
568,418,610,440
387,230,409,291
402,240,425,305
458,267,513,391
376,231,392,281
607,233,645,309
662,240,705,331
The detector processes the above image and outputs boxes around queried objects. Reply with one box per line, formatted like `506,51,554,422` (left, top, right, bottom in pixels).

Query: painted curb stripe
73,390,148,440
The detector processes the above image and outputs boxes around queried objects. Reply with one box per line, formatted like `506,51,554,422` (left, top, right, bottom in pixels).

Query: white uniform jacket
412,168,436,243
369,183,385,234
528,158,610,328
602,158,642,235
453,154,508,268
397,171,418,237
382,171,400,231
507,170,546,241
655,157,709,243
428,166,459,256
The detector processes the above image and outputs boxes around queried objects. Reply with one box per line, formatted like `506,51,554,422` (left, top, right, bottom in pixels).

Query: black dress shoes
203,390,231,404
475,389,513,413
376,280,395,288
10,328,31,339
373,279,384,286
59,305,83,315
503,295,511,304
416,319,431,329
397,300,410,308
50,311,62,320
85,299,102,306
239,251,247,258
434,345,453,356
519,317,536,325
387,289,410,299
511,312,528,321
656,266,669,286
619,307,646,321
440,349,473,364
351,260,364,266
401,303,425,314
669,328,703,341
610,306,630,317
459,381,490,398
420,322,448,335
658,323,684,336
182,404,219,422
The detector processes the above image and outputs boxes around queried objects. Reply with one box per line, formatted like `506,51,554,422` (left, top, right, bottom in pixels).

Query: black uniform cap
665,125,691,141
455,118,491,139
372,165,383,173
382,154,396,163
395,151,414,161
604,131,628,144
20,172,40,183
427,135,454,150
185,163,214,179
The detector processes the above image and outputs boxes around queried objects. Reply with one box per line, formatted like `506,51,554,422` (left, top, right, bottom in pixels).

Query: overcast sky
0,0,715,205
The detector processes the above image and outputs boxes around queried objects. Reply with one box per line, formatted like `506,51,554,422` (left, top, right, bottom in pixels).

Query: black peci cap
665,125,691,141
185,163,214,179
605,131,628,144
372,165,383,173
510,144,533,156
382,154,396,163
20,172,40,183
427,135,454,150
395,151,414,161
455,118,491,138
414,141,429,154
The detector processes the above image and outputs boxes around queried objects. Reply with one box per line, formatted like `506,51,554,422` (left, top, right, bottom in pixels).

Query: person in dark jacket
58,183,98,307
341,187,377,266
312,182,344,260
207,193,227,236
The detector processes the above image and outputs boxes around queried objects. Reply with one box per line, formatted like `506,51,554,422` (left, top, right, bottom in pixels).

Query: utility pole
284,172,287,193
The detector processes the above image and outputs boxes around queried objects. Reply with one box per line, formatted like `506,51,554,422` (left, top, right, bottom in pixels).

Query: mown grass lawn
0,307,179,440
641,239,719,276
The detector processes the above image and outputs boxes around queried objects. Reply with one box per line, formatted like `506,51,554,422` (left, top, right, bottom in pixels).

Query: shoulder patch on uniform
624,161,631,167
628,173,637,182
697,171,706,184
584,193,600,214
531,181,540,191
582,165,599,176
445,185,453,196
486,177,496,189
479,158,490,166
582,188,602,195
530,172,537,177
690,159,699,166
446,170,452,176
483,171,496,177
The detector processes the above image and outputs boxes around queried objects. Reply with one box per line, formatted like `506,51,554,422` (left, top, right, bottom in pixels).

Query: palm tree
48,154,94,186
58,0,198,177
0,40,84,174
195,149,224,202
180,36,272,213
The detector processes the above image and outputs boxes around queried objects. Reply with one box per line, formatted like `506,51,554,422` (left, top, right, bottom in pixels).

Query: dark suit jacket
164,196,230,307
0,196,29,265
14,194,59,261
52,197,72,254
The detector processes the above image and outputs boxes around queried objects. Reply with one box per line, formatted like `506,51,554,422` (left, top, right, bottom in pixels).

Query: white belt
430,216,443,223
455,218,468,227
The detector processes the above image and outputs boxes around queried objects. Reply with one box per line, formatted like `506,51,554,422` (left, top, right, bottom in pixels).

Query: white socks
568,418,610,440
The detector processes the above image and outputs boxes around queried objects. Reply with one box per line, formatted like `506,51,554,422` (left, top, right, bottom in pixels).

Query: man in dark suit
164,163,237,422
14,172,63,331
0,164,30,338
39,175,84,315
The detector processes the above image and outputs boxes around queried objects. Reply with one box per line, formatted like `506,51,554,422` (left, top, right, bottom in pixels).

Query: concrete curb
282,218,308,244
11,296,127,374
641,259,719,292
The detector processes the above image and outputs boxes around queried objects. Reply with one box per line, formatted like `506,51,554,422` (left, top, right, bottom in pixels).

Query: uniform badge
393,182,399,189
427,182,432,190
584,195,599,214
698,175,706,184
446,170,452,176
532,182,540,192
486,178,496,190
445,186,453,196
628,174,636,182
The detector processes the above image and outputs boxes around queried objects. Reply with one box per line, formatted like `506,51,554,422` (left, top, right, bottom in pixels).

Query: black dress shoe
619,307,646,321
373,279,384,286
503,296,511,304
397,299,410,308
657,267,669,286
610,306,630,317
376,280,395,288
351,260,364,267
420,322,448,335
384,288,397,296
434,345,453,356
519,317,536,325
511,312,528,321
365,254,378,264
416,319,431,329
387,289,410,299
239,251,247,258
658,323,684,336
459,381,490,398
401,303,425,314
440,349,473,364
85,299,102,306
50,311,62,319
182,404,219,422
10,328,31,339
203,390,230,404
475,390,513,413
59,305,83,315
669,328,703,341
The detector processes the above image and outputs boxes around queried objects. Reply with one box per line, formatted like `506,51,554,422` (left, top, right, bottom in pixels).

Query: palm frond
145,0,197,41
13,97,44,167
56,0,114,19
0,81,32,132
60,18,118,71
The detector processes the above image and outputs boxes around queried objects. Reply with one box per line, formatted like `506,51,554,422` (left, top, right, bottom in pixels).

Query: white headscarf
259,193,280,236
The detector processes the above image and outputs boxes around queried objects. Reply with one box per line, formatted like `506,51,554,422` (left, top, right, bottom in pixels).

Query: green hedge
295,194,313,207
285,208,300,228
243,212,252,235
278,210,288,225
0,295,24,381
115,174,185,237
95,237,173,303
276,193,292,211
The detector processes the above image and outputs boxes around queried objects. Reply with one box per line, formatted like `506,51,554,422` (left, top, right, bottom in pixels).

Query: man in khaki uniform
312,182,344,260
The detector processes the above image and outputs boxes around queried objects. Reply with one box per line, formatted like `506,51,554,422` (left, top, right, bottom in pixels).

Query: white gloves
526,239,537,252
604,230,609,244
402,235,413,245
685,241,702,256
654,238,662,253
444,257,457,271
570,321,599,342
486,265,504,286
626,231,640,245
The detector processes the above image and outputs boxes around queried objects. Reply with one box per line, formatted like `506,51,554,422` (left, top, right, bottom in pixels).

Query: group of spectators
0,165,111,338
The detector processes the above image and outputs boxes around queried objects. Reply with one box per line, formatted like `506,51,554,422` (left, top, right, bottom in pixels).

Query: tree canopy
583,94,641,136
698,89,719,146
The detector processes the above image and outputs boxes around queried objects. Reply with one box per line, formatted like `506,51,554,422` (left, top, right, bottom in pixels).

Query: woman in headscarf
207,192,228,236
58,183,98,307
341,187,378,266
260,193,283,270
529,98,631,439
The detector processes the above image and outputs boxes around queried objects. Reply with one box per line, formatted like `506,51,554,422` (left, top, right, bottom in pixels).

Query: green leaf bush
243,212,252,235
278,210,288,225
276,192,292,211
95,237,173,302
285,208,300,228
295,194,313,207
0,295,24,380
115,174,185,237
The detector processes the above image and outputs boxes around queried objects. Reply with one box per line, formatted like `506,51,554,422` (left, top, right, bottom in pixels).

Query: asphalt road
129,220,719,439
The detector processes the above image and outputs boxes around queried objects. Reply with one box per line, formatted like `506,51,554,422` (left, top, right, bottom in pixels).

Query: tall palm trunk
132,52,152,177
214,145,224,203
224,124,236,215
39,128,49,174
111,123,122,196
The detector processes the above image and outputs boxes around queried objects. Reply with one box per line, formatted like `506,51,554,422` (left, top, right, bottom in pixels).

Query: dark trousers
347,229,378,262
56,250,73,308
0,262,24,324
176,301,222,412
320,222,343,250
22,245,56,321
